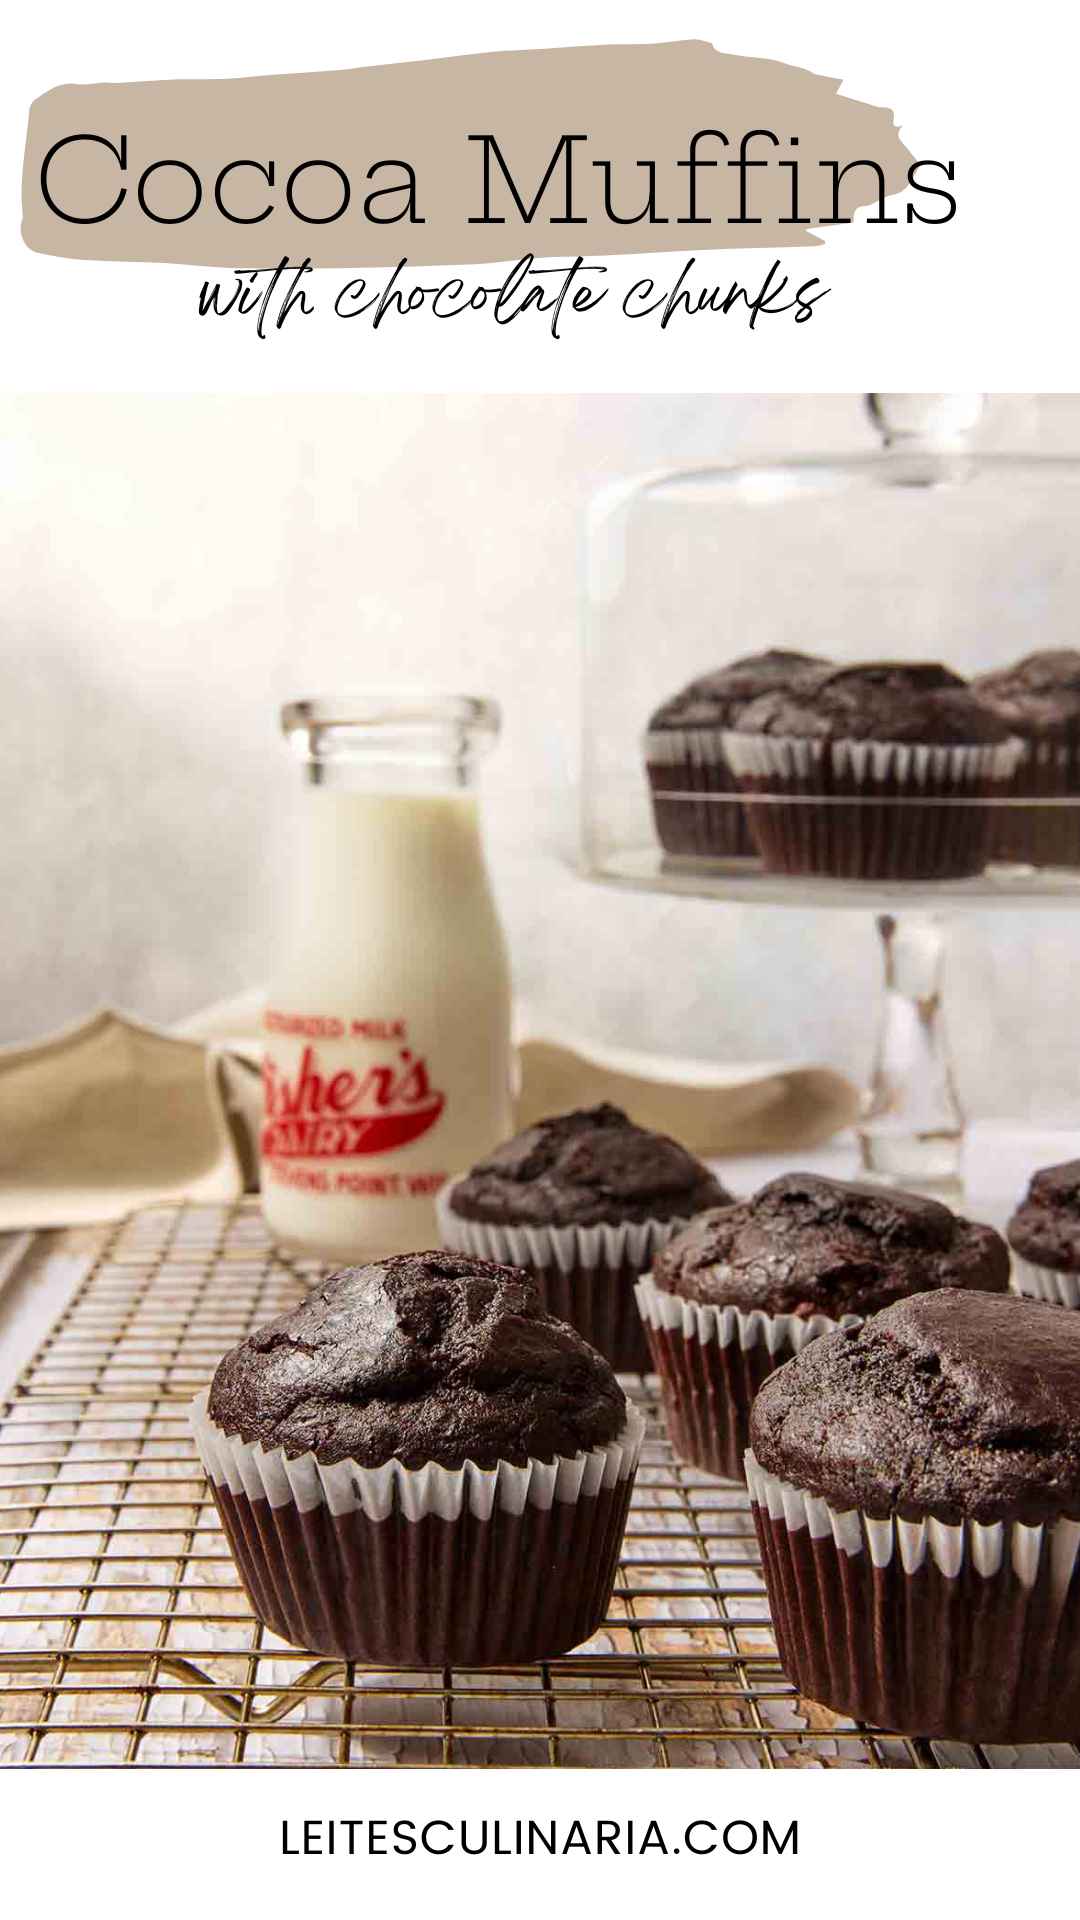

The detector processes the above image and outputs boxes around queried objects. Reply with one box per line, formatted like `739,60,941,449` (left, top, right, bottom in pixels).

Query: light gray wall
4,391,1080,1124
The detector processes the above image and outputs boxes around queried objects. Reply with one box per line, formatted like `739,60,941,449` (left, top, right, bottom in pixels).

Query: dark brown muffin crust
1007,1159,1080,1272
750,1289,1080,1523
207,1252,627,1470
974,650,1080,740
731,661,1015,747
652,1172,1009,1318
448,1104,731,1229
647,650,824,732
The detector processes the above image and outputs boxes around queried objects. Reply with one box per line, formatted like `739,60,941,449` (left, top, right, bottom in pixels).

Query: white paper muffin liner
746,1449,1080,1741
1016,738,1080,780
635,1274,852,1355
642,725,757,859
644,728,734,775
722,735,1022,788
191,1388,644,1522
719,733,1022,881
436,1178,691,1370
436,1180,685,1278
635,1275,856,1481
190,1388,645,1664
990,733,1080,866
1010,1255,1080,1310
744,1451,1079,1584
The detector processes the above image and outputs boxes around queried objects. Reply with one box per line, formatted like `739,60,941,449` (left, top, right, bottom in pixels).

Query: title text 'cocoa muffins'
1007,1158,1080,1307
637,1172,1009,1481
191,1252,644,1666
643,649,826,862
437,1104,731,1371
723,660,1022,881
748,1290,1080,1743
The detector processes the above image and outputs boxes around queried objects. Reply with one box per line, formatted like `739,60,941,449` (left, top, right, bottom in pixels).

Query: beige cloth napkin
0,996,859,1231
514,1033,857,1157
0,1011,248,1228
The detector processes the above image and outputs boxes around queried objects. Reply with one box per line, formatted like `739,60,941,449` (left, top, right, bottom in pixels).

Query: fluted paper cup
747,1449,1080,1742
722,733,1023,882
643,726,757,861
436,1179,690,1372
989,733,1080,868
190,1389,644,1666
636,1275,854,1482
1011,1255,1080,1309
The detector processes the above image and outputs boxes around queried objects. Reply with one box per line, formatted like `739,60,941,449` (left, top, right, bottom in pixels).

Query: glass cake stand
581,395,1080,1189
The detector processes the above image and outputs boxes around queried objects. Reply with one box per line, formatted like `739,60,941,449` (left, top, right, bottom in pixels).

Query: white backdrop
4,388,1080,1125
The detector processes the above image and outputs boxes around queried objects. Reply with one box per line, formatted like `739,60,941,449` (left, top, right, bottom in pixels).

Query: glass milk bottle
261,694,513,1261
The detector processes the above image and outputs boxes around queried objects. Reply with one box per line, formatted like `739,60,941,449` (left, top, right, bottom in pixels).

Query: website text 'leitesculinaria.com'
281,1817,799,1858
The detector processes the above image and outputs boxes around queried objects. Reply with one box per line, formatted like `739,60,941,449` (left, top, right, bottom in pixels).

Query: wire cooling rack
1,1199,1076,1769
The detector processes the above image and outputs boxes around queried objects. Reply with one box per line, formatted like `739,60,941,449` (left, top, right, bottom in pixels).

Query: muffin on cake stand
582,395,1080,1190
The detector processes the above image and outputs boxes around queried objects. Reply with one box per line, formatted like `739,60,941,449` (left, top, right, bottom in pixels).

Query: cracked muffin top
206,1252,627,1469
1008,1159,1080,1272
974,650,1080,739
647,650,825,733
651,1171,1009,1318
447,1104,732,1230
749,1289,1080,1523
730,661,1015,746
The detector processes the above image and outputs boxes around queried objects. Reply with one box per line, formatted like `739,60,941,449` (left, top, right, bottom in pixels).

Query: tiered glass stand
582,397,1080,1189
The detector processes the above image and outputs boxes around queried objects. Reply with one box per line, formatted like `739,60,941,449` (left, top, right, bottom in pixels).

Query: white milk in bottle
261,695,513,1261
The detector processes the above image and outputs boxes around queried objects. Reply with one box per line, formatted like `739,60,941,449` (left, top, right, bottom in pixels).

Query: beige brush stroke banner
23,42,914,268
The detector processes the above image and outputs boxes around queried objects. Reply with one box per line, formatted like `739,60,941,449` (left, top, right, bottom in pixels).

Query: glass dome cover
582,395,1080,910
581,395,1080,1188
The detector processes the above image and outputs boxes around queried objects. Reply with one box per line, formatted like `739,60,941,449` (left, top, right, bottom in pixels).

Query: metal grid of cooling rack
0,1199,1076,1769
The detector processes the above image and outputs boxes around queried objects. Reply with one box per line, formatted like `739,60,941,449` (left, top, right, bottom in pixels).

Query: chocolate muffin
722,660,1021,881
192,1252,644,1665
1007,1158,1080,1308
643,649,825,862
637,1172,1009,1481
974,649,1080,866
748,1290,1080,1742
437,1104,732,1371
